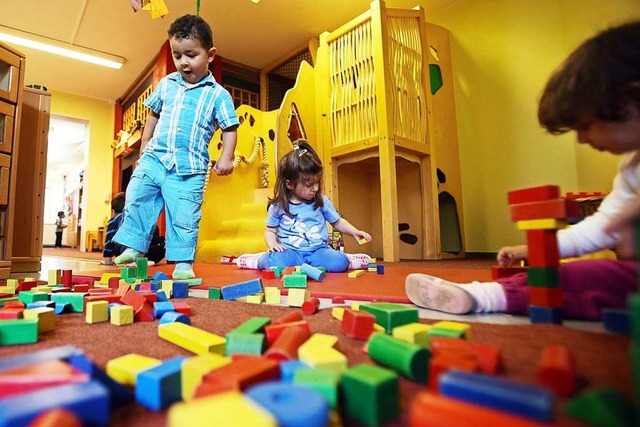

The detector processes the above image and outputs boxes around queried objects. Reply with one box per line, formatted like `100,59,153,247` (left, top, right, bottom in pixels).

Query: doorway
43,115,89,249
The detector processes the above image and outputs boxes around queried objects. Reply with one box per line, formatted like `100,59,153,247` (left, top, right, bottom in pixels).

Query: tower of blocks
507,185,580,325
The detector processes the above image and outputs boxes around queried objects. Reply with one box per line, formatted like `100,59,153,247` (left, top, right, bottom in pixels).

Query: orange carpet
76,263,495,303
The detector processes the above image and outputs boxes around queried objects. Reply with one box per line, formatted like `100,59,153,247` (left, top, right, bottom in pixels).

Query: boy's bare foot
405,273,475,314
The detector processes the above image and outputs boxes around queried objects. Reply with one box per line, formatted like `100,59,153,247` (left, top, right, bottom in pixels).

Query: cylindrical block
300,263,325,281
367,333,429,382
302,297,321,315
264,325,310,360
273,311,303,325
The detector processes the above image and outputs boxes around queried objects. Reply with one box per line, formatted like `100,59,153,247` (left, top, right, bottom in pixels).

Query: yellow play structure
196,0,464,263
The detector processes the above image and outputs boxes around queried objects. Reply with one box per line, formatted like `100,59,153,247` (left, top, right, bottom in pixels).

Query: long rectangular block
159,322,226,356
510,198,579,222
529,306,563,325
526,230,559,268
136,356,186,411
507,185,560,205
529,287,563,308
0,319,38,345
221,279,263,300
517,219,567,231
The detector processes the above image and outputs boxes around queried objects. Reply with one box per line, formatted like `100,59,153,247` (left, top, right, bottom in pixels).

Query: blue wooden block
529,305,563,325
602,308,630,335
54,302,72,315
152,271,170,281
136,356,186,411
439,370,554,423
159,311,191,325
153,301,175,319
246,381,329,427
279,360,311,383
221,278,263,300
0,380,110,427
155,290,169,301
26,300,55,309
376,265,385,275
0,345,84,372
171,281,189,298
300,263,325,281
67,353,134,408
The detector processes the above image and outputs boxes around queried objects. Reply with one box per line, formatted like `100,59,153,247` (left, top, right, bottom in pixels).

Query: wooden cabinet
12,88,51,273
0,42,25,278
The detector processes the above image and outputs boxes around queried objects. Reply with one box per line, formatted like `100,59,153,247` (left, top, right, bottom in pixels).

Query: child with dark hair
237,139,372,272
112,14,239,278
54,211,67,248
406,21,640,320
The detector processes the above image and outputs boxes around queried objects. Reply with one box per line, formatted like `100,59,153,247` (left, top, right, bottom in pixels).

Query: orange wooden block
429,338,475,359
29,408,83,427
509,198,580,221
202,356,280,391
410,391,550,427
529,287,563,307
264,325,310,361
82,294,122,312
471,343,501,375
537,344,576,397
264,320,310,345
341,309,375,340
261,270,276,280
526,229,559,268
428,354,479,392
507,185,560,205
272,311,303,325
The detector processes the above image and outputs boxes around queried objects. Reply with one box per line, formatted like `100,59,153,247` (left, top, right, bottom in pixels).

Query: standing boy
54,211,67,248
113,14,239,279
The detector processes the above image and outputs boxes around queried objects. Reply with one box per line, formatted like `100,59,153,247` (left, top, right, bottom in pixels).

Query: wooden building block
158,322,226,356
507,185,560,205
298,333,338,359
529,287,563,308
537,344,576,398
110,305,134,326
301,297,321,315
283,274,307,288
136,356,186,411
225,332,265,356
106,353,161,387
85,301,109,324
300,263,325,281
221,279,263,300
527,267,560,287
264,321,311,346
293,368,339,408
562,388,635,427
360,302,419,334
50,292,86,313
510,198,580,222
526,229,559,267
431,320,472,340
287,288,310,307
347,269,365,279
180,354,230,402
331,307,345,321
341,309,375,340
392,323,431,349
298,347,348,375
202,356,281,391
341,364,399,426
264,326,310,361
429,354,479,392
264,287,281,305
47,270,61,286
367,333,429,382
516,219,567,231
23,307,55,333
529,306,563,325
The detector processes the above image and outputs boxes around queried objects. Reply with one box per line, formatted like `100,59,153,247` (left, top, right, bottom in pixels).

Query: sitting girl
237,140,371,272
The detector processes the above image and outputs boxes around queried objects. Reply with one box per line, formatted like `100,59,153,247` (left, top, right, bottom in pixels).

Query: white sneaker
405,273,476,314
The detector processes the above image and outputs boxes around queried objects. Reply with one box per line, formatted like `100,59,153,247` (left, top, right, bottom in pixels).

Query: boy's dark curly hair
539,21,640,134
111,192,126,213
168,14,213,51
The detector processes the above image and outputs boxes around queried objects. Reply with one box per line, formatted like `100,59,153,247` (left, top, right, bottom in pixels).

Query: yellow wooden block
516,218,567,230
331,307,345,321
392,322,431,348
298,333,338,360
159,322,226,356
93,283,109,289
99,273,121,284
246,293,264,304
23,277,36,282
351,302,360,311
367,267,378,272
168,391,276,427
358,238,368,245
161,280,174,297
110,305,134,326
264,287,281,305
181,354,231,401
432,320,472,340
106,353,161,386
23,307,55,333
348,269,365,279
48,270,61,285
86,300,109,324
373,323,385,332
367,258,377,263
31,286,53,293
287,288,309,307
299,347,347,375
0,286,15,294
5,279,18,290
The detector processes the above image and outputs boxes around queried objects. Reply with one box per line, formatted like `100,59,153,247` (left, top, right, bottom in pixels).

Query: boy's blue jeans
257,246,349,272
113,153,205,262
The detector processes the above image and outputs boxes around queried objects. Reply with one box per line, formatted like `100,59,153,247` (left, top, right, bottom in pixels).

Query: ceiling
0,0,456,103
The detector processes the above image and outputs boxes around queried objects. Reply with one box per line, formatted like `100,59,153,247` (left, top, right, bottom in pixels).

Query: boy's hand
213,157,234,176
268,244,286,253
497,245,528,267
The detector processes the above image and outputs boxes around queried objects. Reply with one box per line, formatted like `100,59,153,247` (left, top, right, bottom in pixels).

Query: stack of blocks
507,185,579,324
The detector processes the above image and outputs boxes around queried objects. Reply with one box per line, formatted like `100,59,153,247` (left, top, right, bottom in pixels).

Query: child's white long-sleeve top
558,149,640,258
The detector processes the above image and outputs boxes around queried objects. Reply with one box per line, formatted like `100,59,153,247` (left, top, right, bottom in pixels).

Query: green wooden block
0,319,38,345
224,332,265,356
136,258,148,279
360,302,419,334
367,333,429,382
428,327,465,339
628,293,640,341
50,292,86,313
563,388,634,427
269,266,283,278
232,317,271,334
0,296,19,307
293,369,339,408
183,278,203,286
208,288,222,299
283,274,307,288
18,291,49,305
341,364,399,427
120,267,136,280
527,267,560,287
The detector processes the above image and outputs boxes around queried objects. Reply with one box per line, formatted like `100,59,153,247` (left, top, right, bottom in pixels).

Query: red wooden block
341,309,375,340
133,302,155,321
142,293,158,304
3,301,25,308
0,360,89,399
332,296,345,304
108,277,120,289
526,229,559,268
428,354,479,392
72,276,94,286
51,287,72,293
429,338,475,359
301,297,320,315
193,377,236,399
0,307,24,319
264,320,310,345
28,409,83,427
72,284,89,293
272,311,303,325
120,289,146,312
491,265,527,280
471,343,501,375
172,301,192,316
261,270,276,280
0,293,12,299
15,281,38,292
510,198,580,222
529,287,563,308
264,325,310,361
88,288,114,295
202,356,280,391
537,344,576,397
82,294,122,312
507,185,560,205
61,270,73,287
